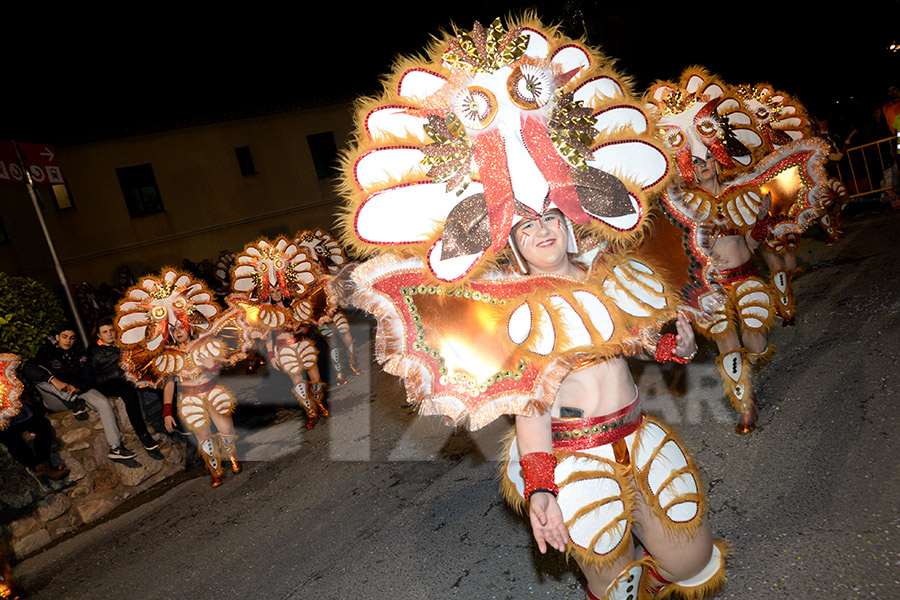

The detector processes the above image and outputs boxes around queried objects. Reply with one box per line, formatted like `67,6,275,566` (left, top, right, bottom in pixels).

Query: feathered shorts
177,379,236,433
701,259,775,338
500,398,706,569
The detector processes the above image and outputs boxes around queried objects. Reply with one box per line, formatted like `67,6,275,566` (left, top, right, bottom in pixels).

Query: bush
0,273,66,362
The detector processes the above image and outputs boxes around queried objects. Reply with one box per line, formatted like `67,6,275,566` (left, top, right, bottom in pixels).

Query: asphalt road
12,208,900,599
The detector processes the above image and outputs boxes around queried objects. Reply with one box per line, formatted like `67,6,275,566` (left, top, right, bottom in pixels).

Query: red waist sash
551,397,642,451
709,258,759,287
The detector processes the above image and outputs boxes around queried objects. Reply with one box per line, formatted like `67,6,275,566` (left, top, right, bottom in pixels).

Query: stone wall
0,395,186,559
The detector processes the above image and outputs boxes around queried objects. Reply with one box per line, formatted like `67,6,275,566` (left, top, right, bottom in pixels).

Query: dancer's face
692,155,718,184
512,210,569,275
171,322,191,344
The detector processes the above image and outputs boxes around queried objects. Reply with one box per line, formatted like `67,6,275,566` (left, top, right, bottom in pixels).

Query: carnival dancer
338,17,725,599
0,356,26,600
0,354,23,430
228,237,329,429
117,269,249,487
502,210,725,600
733,83,839,326
294,229,361,385
644,69,777,434
1,354,70,480
733,83,805,325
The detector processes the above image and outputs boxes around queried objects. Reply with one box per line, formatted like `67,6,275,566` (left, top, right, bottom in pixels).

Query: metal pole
13,141,89,347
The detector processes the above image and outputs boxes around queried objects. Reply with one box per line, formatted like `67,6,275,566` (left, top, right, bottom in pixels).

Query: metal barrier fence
836,134,900,199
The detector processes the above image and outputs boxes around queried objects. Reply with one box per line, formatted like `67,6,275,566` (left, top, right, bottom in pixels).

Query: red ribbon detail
522,117,591,225
675,146,695,186
696,99,735,169
473,130,515,253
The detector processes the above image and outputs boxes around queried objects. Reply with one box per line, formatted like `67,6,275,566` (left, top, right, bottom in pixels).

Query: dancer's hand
673,312,697,360
164,415,176,433
528,492,569,554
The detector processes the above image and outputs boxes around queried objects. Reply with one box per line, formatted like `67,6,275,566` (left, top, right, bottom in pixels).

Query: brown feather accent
656,539,728,600
631,417,706,540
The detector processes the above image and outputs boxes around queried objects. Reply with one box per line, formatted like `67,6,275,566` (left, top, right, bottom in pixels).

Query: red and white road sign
0,140,64,184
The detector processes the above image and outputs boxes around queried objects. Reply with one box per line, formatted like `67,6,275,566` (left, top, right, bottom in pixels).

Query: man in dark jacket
0,398,70,480
86,317,160,453
23,323,136,461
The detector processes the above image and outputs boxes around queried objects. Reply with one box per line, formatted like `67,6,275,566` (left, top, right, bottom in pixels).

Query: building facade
0,100,355,291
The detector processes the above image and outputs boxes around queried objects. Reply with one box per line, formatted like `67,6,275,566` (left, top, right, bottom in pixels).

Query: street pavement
12,208,900,599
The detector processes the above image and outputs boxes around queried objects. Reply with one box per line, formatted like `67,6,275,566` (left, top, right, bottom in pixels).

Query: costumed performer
336,16,725,599
645,68,775,434
733,83,834,325
116,269,250,487
228,237,330,429
0,355,30,600
0,354,23,431
295,228,361,385
502,209,724,600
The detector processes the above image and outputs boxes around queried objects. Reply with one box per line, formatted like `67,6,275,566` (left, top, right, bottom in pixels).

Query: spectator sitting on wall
23,323,136,463
0,396,70,481
85,316,161,455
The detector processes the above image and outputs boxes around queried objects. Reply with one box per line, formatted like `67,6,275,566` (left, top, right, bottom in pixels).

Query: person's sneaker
139,433,161,451
108,445,137,461
35,461,70,480
71,397,89,420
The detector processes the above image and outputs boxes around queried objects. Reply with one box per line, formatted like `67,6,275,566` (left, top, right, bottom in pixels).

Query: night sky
1,1,896,145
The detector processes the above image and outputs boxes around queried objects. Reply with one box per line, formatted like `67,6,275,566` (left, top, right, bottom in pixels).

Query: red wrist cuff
655,333,690,364
520,452,559,500
163,403,174,418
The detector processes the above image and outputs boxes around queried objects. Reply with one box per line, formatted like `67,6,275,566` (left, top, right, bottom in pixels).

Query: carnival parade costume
116,269,250,486
0,356,28,599
0,354,24,431
641,68,832,433
336,17,725,599
227,237,330,428
732,83,846,323
294,229,362,386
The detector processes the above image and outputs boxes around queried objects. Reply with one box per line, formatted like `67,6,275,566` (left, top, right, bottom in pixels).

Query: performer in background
228,237,328,429
646,69,773,434
295,229,361,386
117,269,249,487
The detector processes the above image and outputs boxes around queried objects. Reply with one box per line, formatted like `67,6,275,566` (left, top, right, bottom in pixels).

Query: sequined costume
295,228,361,385
644,68,788,432
337,17,724,599
227,237,329,427
0,354,23,430
117,269,249,486
501,393,726,599
732,84,833,325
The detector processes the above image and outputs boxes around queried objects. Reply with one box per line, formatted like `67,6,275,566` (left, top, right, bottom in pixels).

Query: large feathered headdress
732,83,812,153
117,270,248,385
117,269,220,353
294,229,348,275
646,67,764,185
231,237,316,302
338,16,671,283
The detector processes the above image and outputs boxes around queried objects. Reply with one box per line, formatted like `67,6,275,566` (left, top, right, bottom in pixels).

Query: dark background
1,1,896,145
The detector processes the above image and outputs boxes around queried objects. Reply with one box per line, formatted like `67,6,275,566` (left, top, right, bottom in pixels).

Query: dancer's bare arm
516,412,569,553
